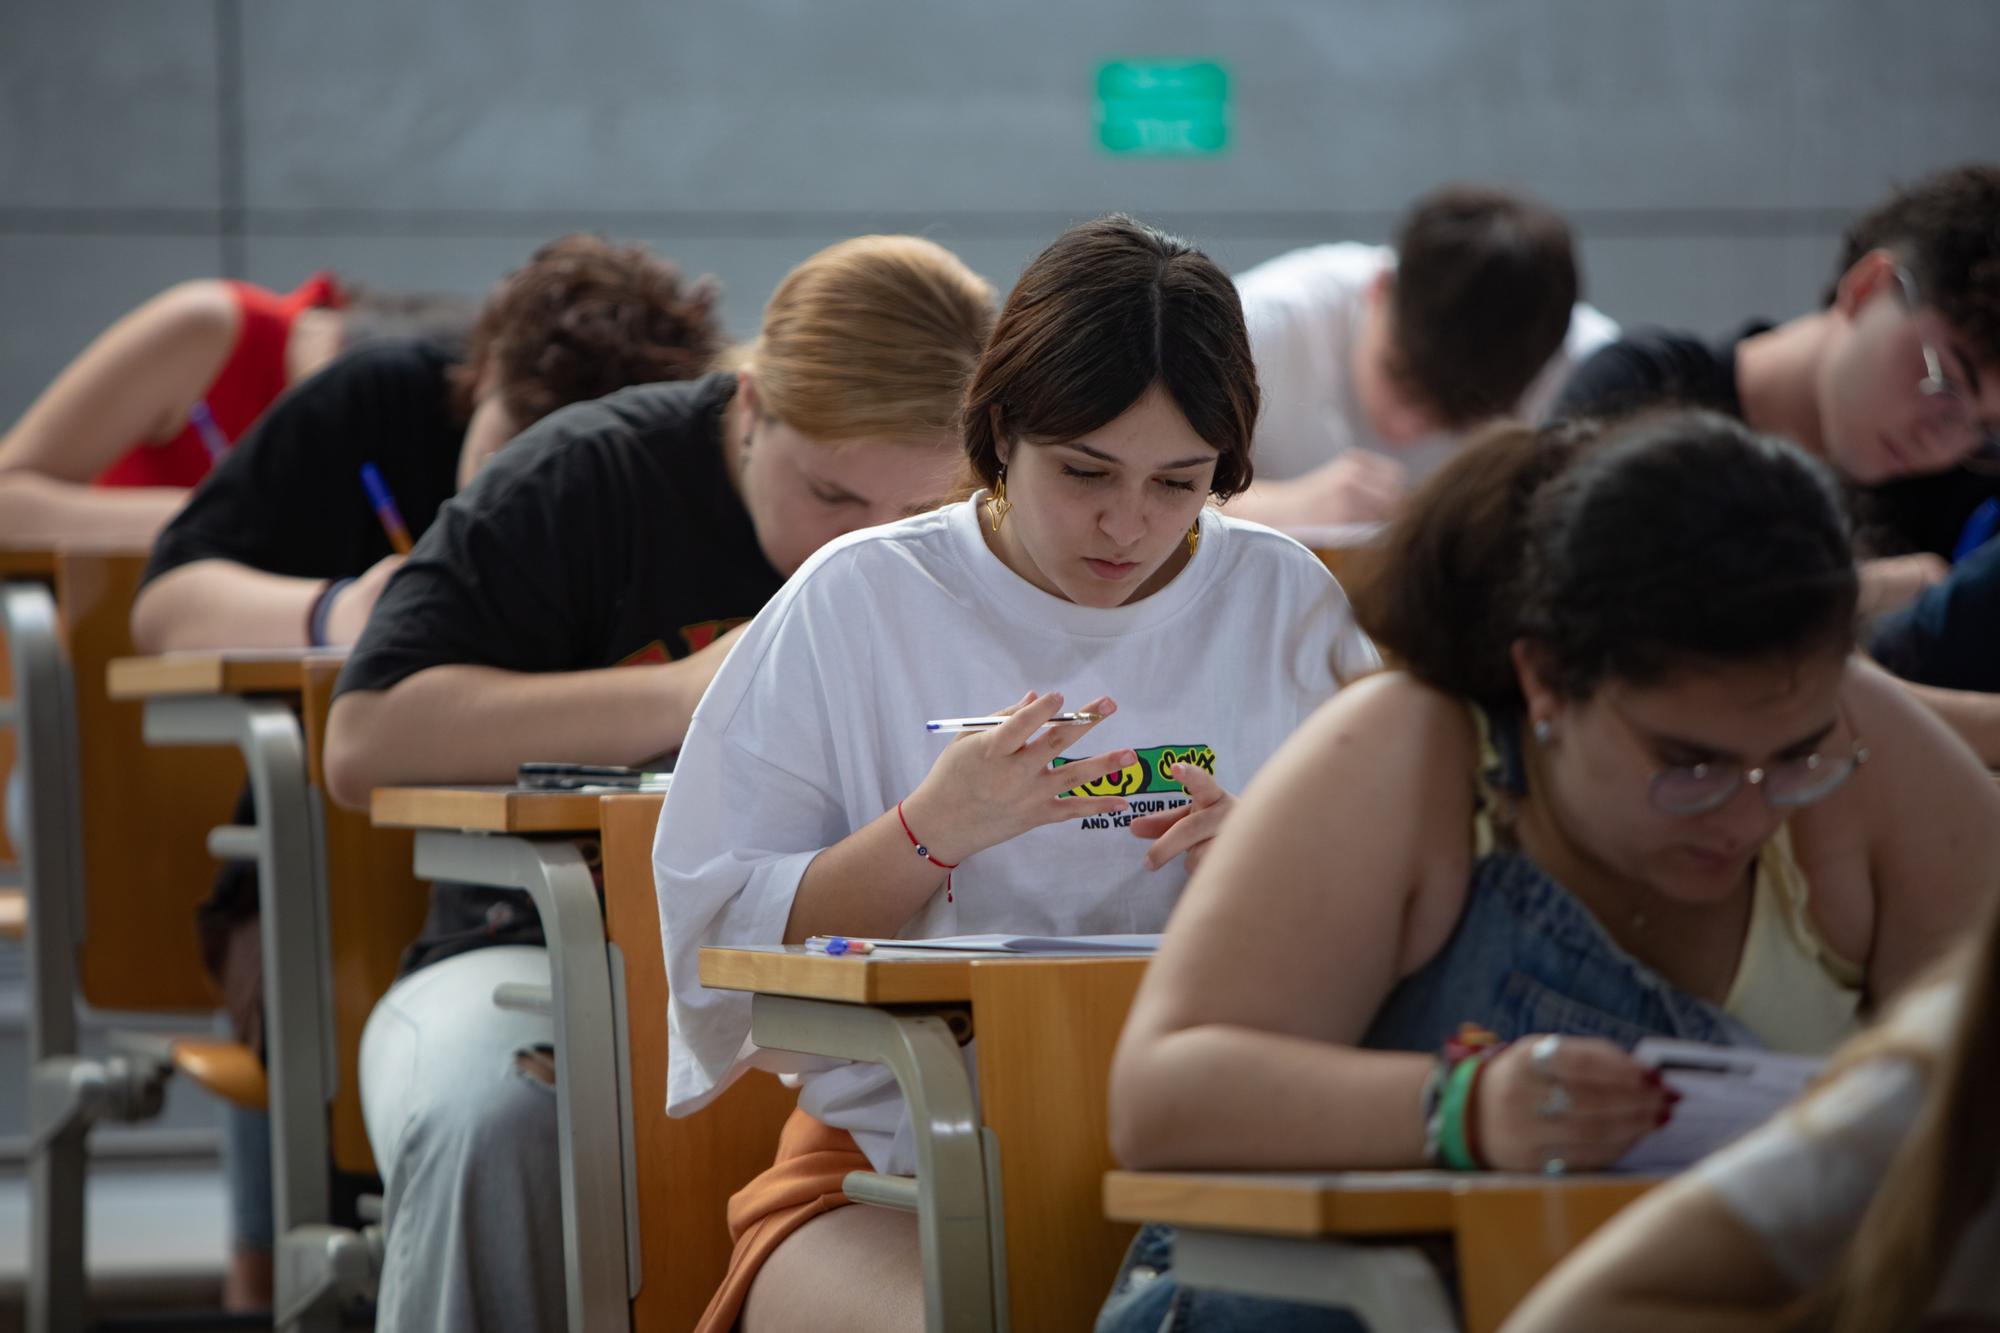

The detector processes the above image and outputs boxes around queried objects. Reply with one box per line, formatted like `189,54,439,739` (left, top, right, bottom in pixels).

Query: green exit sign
1096,59,1229,156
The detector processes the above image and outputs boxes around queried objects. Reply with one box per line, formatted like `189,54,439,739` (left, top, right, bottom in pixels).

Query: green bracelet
1437,1055,1484,1171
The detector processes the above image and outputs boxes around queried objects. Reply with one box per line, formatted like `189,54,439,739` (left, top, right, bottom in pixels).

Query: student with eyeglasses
1093,409,2000,1333
1553,164,2000,620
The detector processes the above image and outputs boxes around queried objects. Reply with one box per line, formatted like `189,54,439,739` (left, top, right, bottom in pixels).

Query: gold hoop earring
1185,518,1202,556
985,470,1012,533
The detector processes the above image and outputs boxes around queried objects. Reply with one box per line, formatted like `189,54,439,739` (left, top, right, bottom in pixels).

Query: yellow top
1472,707,1864,1054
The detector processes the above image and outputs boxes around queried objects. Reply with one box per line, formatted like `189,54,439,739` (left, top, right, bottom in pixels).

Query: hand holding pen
898,690,1132,869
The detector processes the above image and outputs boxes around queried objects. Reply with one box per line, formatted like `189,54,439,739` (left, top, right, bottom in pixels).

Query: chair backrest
600,792,797,1332
61,551,244,1011
300,658,429,1176
971,956,1149,1331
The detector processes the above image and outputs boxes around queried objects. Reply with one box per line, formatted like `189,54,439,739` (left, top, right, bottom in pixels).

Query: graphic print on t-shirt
681,617,750,653
1052,743,1215,831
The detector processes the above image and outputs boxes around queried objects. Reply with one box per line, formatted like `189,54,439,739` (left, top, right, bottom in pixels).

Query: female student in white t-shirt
1506,892,2000,1333
654,214,1377,1332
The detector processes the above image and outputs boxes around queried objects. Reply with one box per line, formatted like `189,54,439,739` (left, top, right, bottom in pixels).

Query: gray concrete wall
4,0,1997,419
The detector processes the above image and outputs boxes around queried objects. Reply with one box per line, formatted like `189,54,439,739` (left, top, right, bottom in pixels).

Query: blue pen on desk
804,936,875,956
188,399,230,463
1955,498,2000,563
360,462,415,554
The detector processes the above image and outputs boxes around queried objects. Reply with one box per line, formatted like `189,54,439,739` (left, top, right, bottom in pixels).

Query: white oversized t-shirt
1237,242,1620,485
655,499,1377,1174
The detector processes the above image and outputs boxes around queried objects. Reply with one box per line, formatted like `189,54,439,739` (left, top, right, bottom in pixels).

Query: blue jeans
1096,1222,1368,1333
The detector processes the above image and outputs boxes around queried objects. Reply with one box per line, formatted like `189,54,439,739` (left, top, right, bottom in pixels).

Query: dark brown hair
963,215,1257,499
1353,409,1858,711
450,234,723,425
1827,163,2000,366
1386,185,1581,428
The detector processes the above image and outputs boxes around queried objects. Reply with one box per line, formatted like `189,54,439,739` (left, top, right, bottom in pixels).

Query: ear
735,367,760,419
989,403,1011,468
1832,248,1901,319
1367,267,1395,308
1509,638,1563,726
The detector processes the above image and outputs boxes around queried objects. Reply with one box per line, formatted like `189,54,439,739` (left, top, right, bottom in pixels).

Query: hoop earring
1185,519,1201,556
985,470,1011,533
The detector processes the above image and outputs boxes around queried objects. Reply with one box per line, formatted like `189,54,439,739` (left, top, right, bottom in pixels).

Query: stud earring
985,470,1011,533
1532,718,1555,746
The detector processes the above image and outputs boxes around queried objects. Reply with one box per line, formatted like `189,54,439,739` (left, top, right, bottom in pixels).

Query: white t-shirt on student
655,498,1376,1175
1238,242,1620,485
1693,980,1999,1319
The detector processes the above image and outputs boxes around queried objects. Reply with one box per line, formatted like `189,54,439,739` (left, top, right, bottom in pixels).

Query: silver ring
1531,1034,1563,1079
1542,1155,1568,1177
1535,1084,1573,1120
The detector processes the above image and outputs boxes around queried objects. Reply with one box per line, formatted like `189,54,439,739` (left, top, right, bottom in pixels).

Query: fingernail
1667,1090,1683,1104
1656,1106,1672,1127
1642,1069,1664,1088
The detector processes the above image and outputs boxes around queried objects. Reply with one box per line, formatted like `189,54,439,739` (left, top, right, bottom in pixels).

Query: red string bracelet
897,801,959,902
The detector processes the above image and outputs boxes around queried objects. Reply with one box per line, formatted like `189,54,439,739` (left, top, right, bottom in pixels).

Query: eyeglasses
1602,699,1870,818
1893,267,2000,474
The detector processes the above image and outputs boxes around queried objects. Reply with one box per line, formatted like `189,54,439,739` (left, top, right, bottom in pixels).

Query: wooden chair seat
0,886,25,941
169,1037,269,1110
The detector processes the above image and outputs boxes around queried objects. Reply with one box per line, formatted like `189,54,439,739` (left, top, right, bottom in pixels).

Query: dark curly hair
450,234,723,424
1828,164,2000,366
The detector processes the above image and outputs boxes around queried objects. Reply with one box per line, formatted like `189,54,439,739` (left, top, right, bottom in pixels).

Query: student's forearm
129,559,323,654
1897,677,2000,766
0,472,185,549
323,662,699,809
782,796,962,945
1109,1026,1432,1170
1219,477,1317,528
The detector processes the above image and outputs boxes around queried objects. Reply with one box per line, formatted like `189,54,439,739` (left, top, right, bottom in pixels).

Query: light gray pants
360,945,564,1332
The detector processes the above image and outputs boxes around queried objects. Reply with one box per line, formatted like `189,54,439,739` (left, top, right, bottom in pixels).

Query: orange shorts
695,1108,870,1332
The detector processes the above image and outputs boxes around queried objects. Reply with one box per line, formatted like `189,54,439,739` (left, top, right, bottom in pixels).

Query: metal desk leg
414,831,631,1333
751,993,1002,1333
7,582,88,1333
142,697,338,1333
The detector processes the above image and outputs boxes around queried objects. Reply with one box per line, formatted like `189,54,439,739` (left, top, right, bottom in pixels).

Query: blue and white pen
188,399,230,463
804,936,875,956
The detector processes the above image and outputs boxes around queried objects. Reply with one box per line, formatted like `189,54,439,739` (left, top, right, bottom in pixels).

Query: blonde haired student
1096,410,2000,1332
1506,892,2000,1332
656,215,1377,1333
326,233,997,1332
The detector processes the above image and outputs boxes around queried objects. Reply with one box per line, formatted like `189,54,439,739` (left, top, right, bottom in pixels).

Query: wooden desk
372,786,628,1333
106,648,339,700
112,648,359,1333
7,552,258,1333
1103,1169,1657,1332
700,944,1150,1333
597,794,796,1331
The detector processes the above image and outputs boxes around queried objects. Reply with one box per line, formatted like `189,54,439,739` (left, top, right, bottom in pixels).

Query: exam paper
1614,1038,1824,1172
861,933,1160,955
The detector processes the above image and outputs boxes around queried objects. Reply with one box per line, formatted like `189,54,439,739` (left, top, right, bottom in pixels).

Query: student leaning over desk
1095,410,2000,1332
322,234,997,1333
655,215,1378,1333
124,233,720,1317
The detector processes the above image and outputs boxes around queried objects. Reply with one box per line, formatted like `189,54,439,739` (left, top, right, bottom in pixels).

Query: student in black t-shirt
319,235,997,1333
1555,164,2000,615
127,233,723,1312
